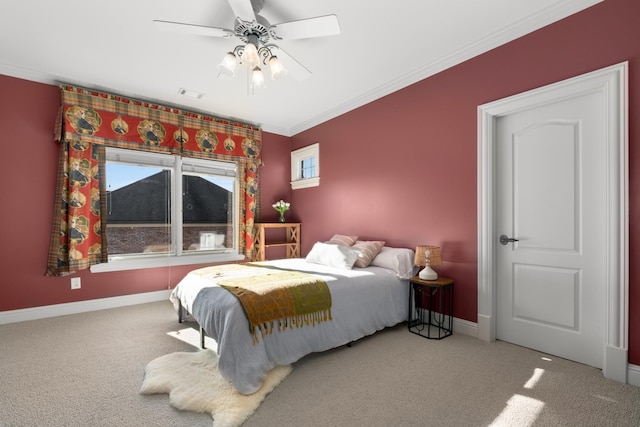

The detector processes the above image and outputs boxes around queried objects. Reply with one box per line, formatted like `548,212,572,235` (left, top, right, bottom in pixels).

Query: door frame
477,62,629,382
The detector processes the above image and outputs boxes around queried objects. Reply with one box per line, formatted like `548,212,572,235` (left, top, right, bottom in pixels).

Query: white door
478,62,628,382
495,92,607,368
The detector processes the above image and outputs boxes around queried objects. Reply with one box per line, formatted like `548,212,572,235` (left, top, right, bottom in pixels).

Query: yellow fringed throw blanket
213,264,332,343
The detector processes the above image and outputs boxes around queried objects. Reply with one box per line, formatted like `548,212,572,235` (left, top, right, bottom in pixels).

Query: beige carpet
1,301,639,426
140,349,292,427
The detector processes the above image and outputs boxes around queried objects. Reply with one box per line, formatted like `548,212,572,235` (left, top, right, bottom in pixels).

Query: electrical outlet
71,277,81,290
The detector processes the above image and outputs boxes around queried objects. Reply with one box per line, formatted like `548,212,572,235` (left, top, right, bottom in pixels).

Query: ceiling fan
154,0,340,87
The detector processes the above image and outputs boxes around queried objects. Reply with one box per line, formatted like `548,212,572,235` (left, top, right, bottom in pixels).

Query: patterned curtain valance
55,85,262,162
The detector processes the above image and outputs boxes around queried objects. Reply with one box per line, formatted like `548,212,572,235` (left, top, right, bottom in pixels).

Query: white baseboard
453,317,478,338
628,363,640,387
0,290,172,325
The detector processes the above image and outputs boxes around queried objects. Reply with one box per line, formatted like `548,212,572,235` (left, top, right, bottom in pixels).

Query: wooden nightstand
252,222,300,261
408,276,454,339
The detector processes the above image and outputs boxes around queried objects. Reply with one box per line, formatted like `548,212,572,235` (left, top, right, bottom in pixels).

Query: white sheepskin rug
140,349,292,427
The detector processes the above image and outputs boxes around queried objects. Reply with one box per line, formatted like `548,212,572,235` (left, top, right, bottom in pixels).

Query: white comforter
170,258,409,394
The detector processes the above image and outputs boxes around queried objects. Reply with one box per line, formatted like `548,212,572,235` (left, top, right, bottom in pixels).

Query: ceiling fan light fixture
268,55,287,80
217,52,237,78
153,7,341,91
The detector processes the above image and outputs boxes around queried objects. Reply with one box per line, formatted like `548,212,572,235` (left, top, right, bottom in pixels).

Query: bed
170,240,415,395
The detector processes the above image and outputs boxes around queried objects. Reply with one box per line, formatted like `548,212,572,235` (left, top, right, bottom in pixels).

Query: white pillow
305,242,360,269
370,246,416,279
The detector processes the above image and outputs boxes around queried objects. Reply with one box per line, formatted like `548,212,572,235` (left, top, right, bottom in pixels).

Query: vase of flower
272,199,290,223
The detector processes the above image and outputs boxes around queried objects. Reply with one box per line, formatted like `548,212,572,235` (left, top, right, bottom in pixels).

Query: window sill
90,252,245,273
291,177,320,189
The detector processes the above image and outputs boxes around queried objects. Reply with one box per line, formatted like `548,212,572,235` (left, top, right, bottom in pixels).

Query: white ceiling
0,0,600,136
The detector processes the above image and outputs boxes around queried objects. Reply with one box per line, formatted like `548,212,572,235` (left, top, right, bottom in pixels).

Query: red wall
0,0,638,365
291,0,640,363
258,132,293,222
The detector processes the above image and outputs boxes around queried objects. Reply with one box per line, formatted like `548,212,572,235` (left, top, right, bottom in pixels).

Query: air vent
178,88,204,99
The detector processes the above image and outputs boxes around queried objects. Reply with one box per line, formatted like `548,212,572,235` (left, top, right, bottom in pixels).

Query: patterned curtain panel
47,85,262,276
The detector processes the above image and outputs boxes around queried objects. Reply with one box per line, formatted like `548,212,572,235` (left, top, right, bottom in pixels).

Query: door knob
499,234,519,245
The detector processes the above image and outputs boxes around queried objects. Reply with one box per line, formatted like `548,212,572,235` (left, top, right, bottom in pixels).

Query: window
291,142,320,189
91,147,243,272
301,156,316,179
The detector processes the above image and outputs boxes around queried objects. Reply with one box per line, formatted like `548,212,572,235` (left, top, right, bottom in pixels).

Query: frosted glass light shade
241,43,259,69
269,56,287,80
252,66,265,88
217,52,237,78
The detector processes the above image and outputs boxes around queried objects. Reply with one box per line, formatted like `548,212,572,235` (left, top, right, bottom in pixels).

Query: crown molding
287,0,603,137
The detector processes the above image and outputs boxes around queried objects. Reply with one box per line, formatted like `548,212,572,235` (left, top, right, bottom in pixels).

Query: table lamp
414,245,442,280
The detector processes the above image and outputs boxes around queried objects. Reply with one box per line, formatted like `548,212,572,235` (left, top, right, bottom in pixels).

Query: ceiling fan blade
271,15,340,40
269,46,312,81
227,0,257,22
153,20,233,38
